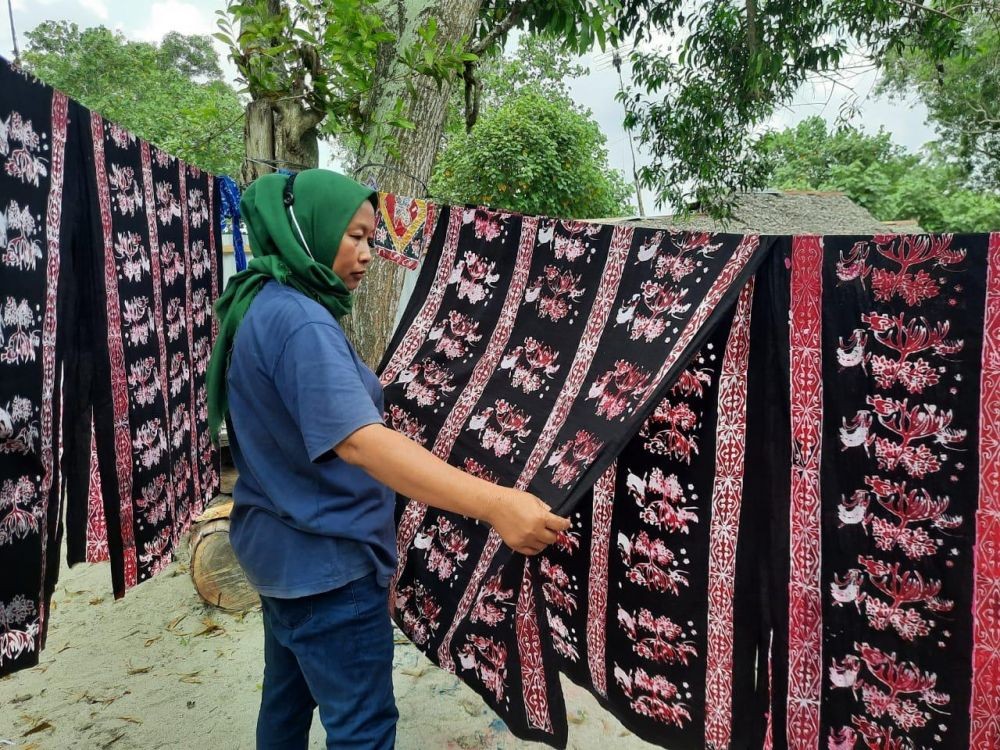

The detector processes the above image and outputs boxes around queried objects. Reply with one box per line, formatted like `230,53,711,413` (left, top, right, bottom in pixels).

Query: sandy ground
0,541,658,750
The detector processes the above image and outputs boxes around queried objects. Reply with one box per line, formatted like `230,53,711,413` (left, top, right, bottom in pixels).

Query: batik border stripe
786,235,824,750
380,205,463,385
586,461,616,698
203,173,219,509
704,278,754,750
139,141,178,554
36,90,68,633
178,165,203,524
764,630,774,750
91,112,138,587
86,428,109,562
391,217,538,609
971,232,1000,748
516,563,551,733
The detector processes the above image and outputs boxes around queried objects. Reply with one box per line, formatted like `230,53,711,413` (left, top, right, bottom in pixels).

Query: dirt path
0,543,656,749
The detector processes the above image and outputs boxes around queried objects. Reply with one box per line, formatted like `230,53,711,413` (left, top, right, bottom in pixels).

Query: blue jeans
256,573,397,749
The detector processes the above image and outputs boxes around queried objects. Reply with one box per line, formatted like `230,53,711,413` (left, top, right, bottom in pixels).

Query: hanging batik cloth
0,59,83,677
762,234,1000,750
374,192,439,269
83,112,222,597
540,284,770,750
380,206,772,745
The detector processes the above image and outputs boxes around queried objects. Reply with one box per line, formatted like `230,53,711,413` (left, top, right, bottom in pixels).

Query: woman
206,169,568,750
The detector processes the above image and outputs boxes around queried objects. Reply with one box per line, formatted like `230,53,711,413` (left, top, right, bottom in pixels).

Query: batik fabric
380,206,769,745
766,234,1000,750
84,112,222,596
0,59,79,676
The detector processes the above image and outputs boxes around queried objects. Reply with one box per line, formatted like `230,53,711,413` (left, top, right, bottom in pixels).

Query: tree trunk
342,0,484,369
242,97,323,184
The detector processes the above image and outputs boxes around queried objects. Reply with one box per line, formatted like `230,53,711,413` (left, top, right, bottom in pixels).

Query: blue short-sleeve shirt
226,281,396,598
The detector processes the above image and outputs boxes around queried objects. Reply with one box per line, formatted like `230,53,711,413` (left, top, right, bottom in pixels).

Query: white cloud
132,0,214,41
78,0,109,20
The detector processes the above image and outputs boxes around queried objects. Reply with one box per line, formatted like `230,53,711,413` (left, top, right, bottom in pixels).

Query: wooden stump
189,500,259,612
219,464,238,496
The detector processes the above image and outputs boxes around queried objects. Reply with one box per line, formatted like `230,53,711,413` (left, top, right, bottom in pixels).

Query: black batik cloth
760,234,1000,750
78,112,222,596
0,58,87,676
379,207,772,746
381,220,1000,749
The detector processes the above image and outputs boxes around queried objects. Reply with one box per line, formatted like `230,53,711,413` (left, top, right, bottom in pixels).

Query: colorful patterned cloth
764,234,999,750
374,192,438,270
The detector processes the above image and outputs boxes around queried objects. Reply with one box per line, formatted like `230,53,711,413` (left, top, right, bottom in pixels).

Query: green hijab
207,169,377,442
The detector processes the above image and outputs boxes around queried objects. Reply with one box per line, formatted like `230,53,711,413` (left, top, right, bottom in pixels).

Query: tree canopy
760,116,1000,231
614,0,970,213
879,7,1000,190
431,87,633,218
431,36,632,218
22,22,245,176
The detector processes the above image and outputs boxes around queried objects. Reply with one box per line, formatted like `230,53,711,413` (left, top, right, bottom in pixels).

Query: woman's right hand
487,490,571,556
337,425,571,555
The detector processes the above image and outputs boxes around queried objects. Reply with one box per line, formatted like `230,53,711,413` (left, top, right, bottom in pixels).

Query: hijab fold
207,169,376,442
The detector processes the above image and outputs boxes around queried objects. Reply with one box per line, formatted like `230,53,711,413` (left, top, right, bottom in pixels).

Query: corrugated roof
598,190,905,235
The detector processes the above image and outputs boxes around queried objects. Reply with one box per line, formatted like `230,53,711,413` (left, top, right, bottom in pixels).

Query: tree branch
463,59,480,131
746,0,758,56
468,1,529,55
888,0,961,22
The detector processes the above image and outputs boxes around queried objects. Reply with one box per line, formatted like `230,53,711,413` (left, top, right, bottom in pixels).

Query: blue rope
218,176,247,271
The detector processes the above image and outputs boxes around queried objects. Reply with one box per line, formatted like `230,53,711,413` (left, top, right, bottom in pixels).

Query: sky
3,0,937,214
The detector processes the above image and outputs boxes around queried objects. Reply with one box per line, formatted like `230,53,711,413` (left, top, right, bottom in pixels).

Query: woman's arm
336,424,570,556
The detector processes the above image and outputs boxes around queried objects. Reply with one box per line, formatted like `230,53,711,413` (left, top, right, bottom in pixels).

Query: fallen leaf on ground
399,666,428,678
116,717,142,725
89,597,104,606
56,642,72,653
126,665,151,675
191,618,224,638
165,615,186,632
76,691,126,706
100,731,126,748
144,635,162,648
21,721,52,738
178,671,202,685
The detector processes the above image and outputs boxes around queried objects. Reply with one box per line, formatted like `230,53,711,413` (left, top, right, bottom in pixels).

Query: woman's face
332,200,376,290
